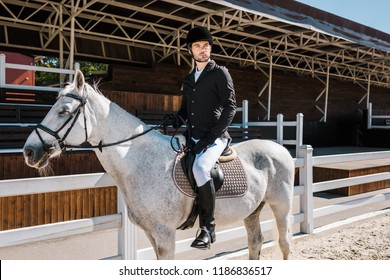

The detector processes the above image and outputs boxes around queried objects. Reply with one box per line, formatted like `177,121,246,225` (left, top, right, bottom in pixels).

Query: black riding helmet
186,26,213,49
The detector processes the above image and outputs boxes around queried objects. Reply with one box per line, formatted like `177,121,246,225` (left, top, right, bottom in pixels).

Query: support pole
366,73,371,110
59,4,64,86
68,0,76,82
177,30,181,66
267,55,273,121
324,66,330,123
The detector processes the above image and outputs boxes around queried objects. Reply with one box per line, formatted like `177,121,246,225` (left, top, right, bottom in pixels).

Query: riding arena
0,0,390,260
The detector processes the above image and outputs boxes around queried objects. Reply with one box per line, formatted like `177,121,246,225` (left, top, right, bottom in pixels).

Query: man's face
190,40,211,62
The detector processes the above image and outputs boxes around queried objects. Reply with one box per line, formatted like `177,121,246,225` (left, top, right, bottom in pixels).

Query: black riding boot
190,179,216,249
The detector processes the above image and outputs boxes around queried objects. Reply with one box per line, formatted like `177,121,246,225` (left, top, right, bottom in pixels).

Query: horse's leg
244,201,266,260
144,224,176,260
268,198,292,260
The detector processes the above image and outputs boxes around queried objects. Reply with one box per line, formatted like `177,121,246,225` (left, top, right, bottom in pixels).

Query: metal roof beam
0,0,389,88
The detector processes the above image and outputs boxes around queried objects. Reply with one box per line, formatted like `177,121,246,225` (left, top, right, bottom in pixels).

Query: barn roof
1,0,389,88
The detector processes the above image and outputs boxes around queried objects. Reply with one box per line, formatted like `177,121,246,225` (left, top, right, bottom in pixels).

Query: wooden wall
103,91,182,115
98,62,390,147
0,151,116,231
101,62,390,122
314,165,390,196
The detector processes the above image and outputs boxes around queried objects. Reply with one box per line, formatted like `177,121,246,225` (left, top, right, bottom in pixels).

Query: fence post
367,103,372,129
0,54,6,87
295,113,304,157
117,189,138,259
242,99,248,128
298,145,313,234
276,114,283,145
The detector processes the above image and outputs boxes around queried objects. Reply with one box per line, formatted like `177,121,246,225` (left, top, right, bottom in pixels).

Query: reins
35,91,187,153
65,126,155,152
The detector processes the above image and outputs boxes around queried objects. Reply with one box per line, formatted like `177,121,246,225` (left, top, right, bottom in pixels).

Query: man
175,26,236,249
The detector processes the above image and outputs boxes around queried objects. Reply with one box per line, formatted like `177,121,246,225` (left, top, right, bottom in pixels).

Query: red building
0,51,35,86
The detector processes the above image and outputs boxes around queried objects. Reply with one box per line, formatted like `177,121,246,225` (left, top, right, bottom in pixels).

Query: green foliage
35,57,60,86
79,61,108,77
34,57,108,86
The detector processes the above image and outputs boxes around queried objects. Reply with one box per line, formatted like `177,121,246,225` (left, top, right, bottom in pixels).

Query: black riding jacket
177,60,236,143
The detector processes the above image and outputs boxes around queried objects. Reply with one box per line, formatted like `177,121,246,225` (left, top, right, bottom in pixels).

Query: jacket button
191,125,195,128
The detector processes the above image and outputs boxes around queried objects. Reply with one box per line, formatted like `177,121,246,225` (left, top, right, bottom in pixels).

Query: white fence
1,146,389,259
0,53,78,91
367,102,390,129
0,173,136,260
236,100,303,157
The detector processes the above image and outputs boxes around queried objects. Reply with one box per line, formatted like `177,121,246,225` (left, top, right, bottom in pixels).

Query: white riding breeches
192,137,228,186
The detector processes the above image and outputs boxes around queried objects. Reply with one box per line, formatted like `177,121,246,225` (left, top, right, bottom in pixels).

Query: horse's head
23,70,93,170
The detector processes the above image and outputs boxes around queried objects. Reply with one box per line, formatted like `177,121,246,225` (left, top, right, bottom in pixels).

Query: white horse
23,70,295,260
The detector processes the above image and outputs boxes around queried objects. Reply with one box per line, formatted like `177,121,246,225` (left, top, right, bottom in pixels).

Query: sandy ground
253,212,390,260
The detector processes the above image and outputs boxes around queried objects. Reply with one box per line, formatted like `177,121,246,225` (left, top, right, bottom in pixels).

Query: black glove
192,139,211,154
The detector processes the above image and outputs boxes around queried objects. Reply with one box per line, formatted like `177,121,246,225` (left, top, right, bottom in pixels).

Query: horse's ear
74,69,85,91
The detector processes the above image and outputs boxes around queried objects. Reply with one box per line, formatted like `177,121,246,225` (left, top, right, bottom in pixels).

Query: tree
34,56,108,86
34,56,60,86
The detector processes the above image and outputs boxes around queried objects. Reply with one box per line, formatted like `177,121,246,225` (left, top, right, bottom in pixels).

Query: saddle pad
173,153,248,199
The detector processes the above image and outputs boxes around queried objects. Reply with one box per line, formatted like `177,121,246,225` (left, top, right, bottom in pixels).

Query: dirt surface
257,212,390,260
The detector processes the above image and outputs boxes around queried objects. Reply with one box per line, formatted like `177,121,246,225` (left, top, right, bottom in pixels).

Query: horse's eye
59,104,72,115
59,109,71,115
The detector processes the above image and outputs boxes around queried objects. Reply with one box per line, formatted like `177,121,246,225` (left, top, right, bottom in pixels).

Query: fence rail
0,172,134,260
0,54,79,92
235,100,303,156
367,102,390,129
0,146,389,259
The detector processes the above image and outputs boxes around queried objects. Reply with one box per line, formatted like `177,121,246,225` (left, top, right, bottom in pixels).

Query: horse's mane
58,79,103,99
91,79,104,95
58,76,145,128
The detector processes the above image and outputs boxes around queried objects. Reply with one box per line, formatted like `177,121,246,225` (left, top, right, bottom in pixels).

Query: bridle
35,92,91,152
35,91,182,153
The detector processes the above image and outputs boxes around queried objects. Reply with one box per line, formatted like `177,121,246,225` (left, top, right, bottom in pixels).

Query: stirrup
191,226,212,250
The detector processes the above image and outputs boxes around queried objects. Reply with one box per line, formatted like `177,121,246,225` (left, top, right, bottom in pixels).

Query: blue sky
295,0,390,34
